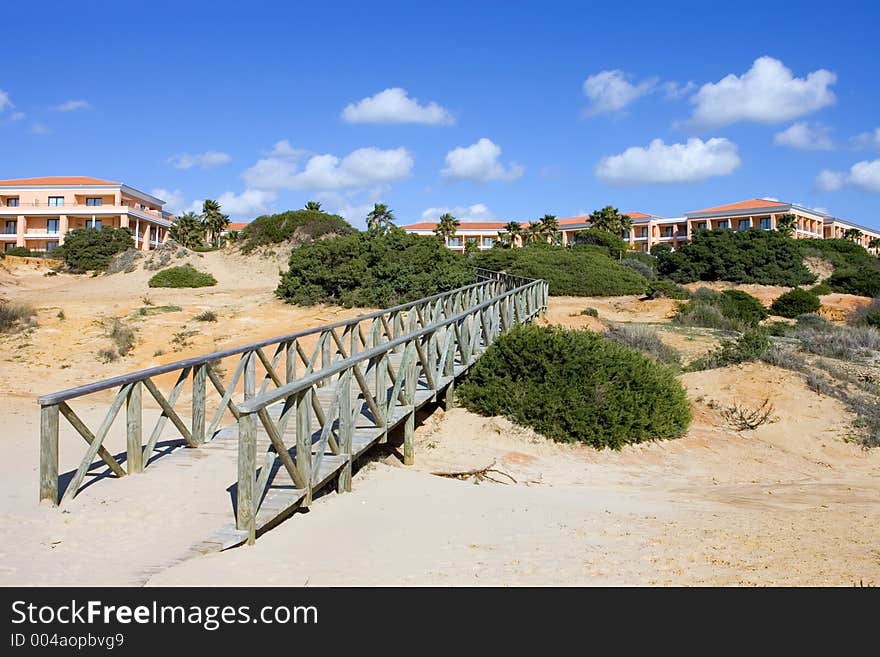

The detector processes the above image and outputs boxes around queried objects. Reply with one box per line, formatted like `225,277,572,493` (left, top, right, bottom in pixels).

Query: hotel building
0,176,172,253
404,199,880,254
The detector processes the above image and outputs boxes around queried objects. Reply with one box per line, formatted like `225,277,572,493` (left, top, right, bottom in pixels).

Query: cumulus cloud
244,145,413,191
816,160,880,193
31,123,50,135
215,189,277,216
441,138,524,183
150,188,188,214
52,99,90,112
10,111,24,121
0,89,11,112
688,56,836,128
773,122,833,150
582,70,657,115
168,151,232,170
852,128,880,150
342,88,454,125
595,137,741,185
421,203,495,221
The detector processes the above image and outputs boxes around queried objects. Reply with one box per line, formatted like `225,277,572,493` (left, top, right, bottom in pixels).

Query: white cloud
215,189,277,216
595,137,741,185
314,190,385,226
10,111,24,121
441,138,524,182
688,56,836,128
150,188,187,214
0,90,11,112
773,122,833,150
52,99,90,112
853,128,880,150
582,70,657,115
31,123,50,135
168,151,232,170
421,204,495,221
816,160,880,193
342,87,454,125
244,145,413,191
662,80,696,99
269,139,306,158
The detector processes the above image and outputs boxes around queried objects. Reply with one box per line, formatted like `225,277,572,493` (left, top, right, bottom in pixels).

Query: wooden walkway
37,269,548,546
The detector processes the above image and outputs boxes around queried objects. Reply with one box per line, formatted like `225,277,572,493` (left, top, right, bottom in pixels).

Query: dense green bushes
238,209,355,253
276,229,475,307
770,288,821,318
688,329,771,371
148,265,217,288
826,267,880,298
853,297,880,327
800,239,880,297
3,246,35,257
656,229,816,287
571,228,627,259
55,227,134,272
474,243,647,297
457,324,691,449
674,288,768,331
647,280,691,300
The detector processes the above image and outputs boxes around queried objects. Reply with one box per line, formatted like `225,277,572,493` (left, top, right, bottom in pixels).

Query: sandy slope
1,255,878,586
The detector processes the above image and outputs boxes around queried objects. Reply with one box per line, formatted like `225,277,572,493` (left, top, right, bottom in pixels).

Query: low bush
571,228,627,259
474,243,647,297
457,324,691,449
55,227,134,272
194,310,218,322
4,246,34,257
852,297,880,327
688,329,771,371
148,265,217,288
764,321,792,337
810,281,832,295
801,239,880,297
795,323,880,360
238,209,356,253
646,280,691,300
0,300,36,333
605,324,681,367
621,257,655,280
107,318,135,356
795,313,831,331
826,267,880,298
673,288,767,331
581,307,598,317
656,229,816,287
277,229,474,307
770,288,821,318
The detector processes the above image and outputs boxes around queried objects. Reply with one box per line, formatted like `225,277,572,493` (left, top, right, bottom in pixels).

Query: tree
304,201,323,212
366,203,395,234
463,239,481,257
589,206,633,236
531,214,560,243
56,227,133,273
202,199,229,248
776,213,798,238
434,213,460,242
169,211,206,249
844,228,864,242
497,221,524,247
869,237,880,252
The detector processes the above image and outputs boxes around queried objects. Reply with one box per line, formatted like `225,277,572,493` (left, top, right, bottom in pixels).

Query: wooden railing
37,270,547,542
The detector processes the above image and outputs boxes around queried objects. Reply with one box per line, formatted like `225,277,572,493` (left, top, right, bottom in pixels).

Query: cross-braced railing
36,270,547,526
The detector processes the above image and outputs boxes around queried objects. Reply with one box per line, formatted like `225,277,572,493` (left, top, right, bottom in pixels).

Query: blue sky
2,0,879,229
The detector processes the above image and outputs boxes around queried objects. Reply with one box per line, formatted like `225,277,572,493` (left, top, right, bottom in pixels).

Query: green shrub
647,280,691,300
55,227,134,272
621,257,655,280
656,229,816,286
148,265,217,288
238,209,355,253
854,298,880,327
674,289,767,330
4,246,34,257
795,313,832,331
605,324,681,367
764,321,792,337
571,228,627,259
800,239,880,297
770,288,821,318
474,243,647,297
795,323,880,360
581,307,599,317
457,324,691,449
810,281,832,295
277,229,474,307
194,310,218,322
826,267,880,298
688,329,771,371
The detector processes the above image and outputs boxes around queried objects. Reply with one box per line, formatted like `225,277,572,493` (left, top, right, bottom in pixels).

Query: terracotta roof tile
688,198,788,214
0,176,120,187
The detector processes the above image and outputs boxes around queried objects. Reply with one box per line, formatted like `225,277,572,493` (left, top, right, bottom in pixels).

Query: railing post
297,388,313,506
244,351,255,400
285,340,296,383
39,403,59,506
126,381,143,473
337,369,353,493
191,364,206,445
403,342,417,466
373,325,388,443
236,409,257,544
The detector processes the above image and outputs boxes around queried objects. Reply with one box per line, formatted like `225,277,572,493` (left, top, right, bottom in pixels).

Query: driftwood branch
431,459,517,485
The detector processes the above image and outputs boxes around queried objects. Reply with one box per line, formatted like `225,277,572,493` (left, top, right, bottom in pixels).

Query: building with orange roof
0,176,172,253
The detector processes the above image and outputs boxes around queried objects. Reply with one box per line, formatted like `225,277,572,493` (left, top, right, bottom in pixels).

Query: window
4,220,15,235
47,219,59,234
663,227,673,237
88,218,103,231
718,220,729,229
48,196,64,207
46,240,58,252
86,197,103,206
760,217,771,230
5,197,19,207
448,237,461,247
738,219,750,231
482,236,494,247
696,222,707,230
5,242,16,251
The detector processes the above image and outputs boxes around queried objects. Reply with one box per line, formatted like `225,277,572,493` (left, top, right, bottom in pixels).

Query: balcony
0,201,170,224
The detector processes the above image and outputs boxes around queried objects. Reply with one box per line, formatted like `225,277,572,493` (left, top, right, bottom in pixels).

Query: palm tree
202,199,229,248
589,206,632,235
532,214,560,242
869,237,880,252
776,213,798,238
434,213,460,243
497,221,523,247
843,228,864,242
366,203,395,234
304,201,323,212
169,211,205,249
